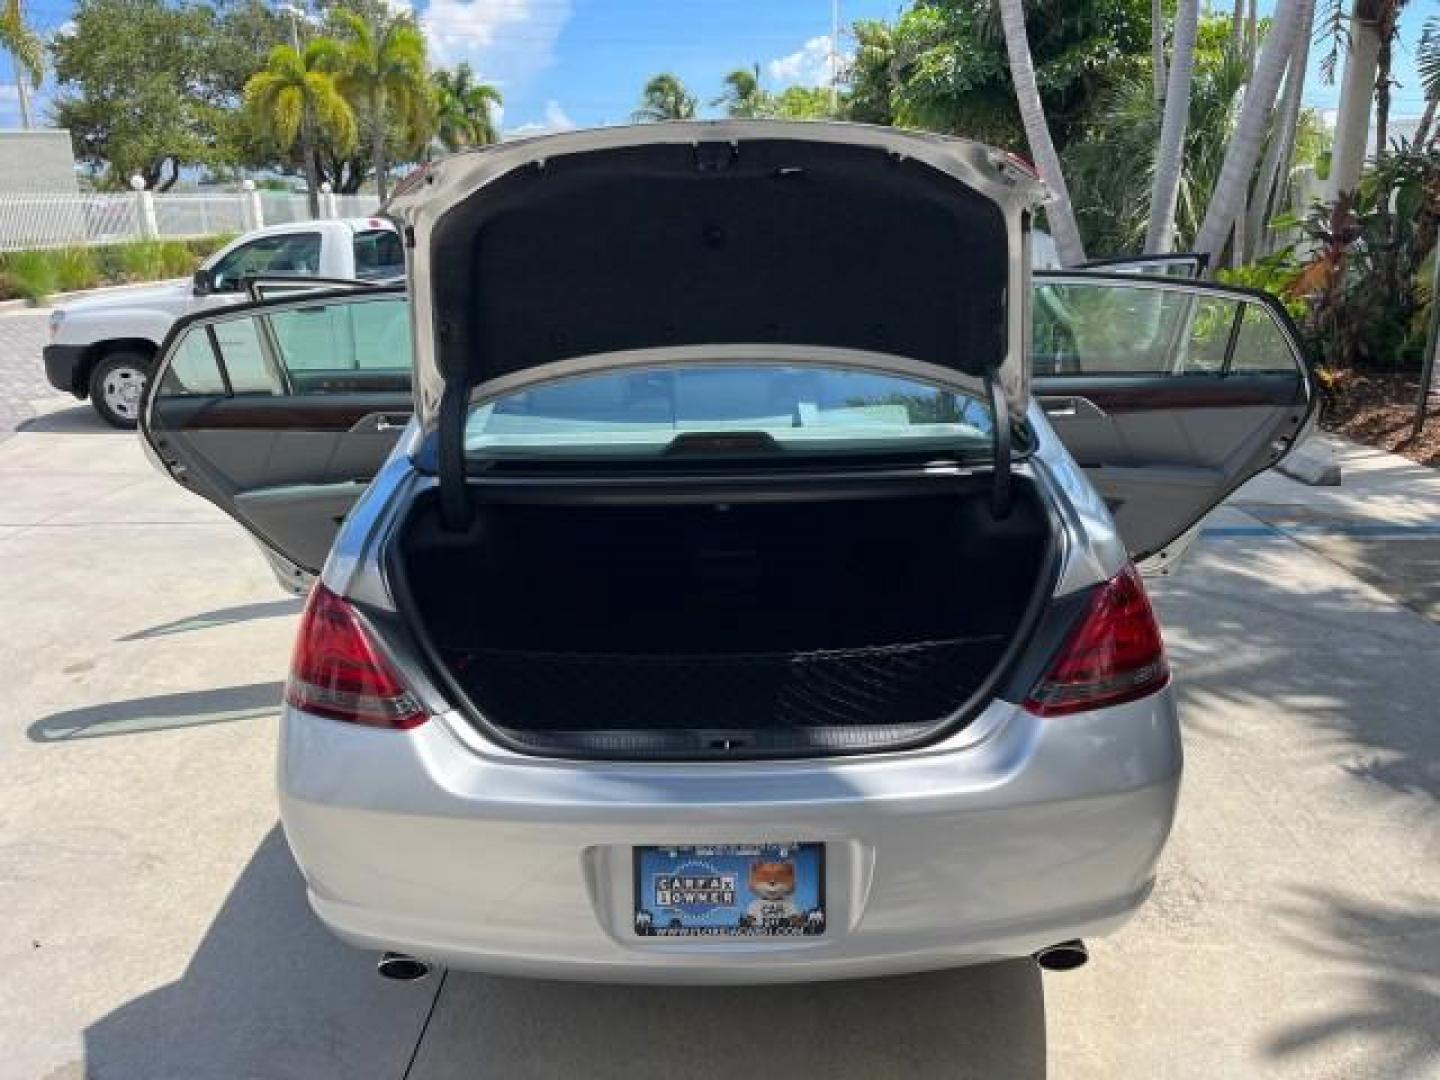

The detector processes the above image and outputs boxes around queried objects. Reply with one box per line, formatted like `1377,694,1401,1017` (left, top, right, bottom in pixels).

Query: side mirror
192,268,213,296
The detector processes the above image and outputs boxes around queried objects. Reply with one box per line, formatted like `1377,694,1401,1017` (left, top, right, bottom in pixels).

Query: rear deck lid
386,121,1046,429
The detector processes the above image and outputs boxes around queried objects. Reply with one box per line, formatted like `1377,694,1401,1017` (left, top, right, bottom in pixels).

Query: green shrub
52,247,101,292
0,250,59,302
115,240,165,280
158,240,197,277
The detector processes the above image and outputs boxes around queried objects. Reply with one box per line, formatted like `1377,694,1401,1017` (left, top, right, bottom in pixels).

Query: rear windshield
465,365,995,461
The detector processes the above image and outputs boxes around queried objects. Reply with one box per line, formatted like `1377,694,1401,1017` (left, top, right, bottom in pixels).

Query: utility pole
829,0,840,111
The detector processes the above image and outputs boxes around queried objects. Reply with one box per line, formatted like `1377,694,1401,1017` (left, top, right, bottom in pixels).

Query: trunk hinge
986,374,1013,521
438,379,473,532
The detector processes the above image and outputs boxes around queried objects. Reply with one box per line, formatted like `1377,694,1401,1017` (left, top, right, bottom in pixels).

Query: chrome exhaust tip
1032,940,1089,972
377,952,432,981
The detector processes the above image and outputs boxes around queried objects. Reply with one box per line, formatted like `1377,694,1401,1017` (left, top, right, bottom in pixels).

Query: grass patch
0,234,241,302
0,250,59,302
52,247,101,292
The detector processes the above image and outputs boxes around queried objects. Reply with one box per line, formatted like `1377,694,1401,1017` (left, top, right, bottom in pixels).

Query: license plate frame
632,842,826,938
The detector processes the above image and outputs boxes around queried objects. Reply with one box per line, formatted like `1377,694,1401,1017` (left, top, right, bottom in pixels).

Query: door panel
1033,274,1312,562
140,289,412,583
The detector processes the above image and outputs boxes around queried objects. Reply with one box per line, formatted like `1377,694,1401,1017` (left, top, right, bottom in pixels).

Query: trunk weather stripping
438,379,473,531
987,374,1012,521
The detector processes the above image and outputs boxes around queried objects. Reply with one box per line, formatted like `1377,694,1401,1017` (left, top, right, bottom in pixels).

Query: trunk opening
394,473,1056,758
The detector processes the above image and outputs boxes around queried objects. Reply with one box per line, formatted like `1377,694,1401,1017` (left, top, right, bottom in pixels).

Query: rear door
139,288,413,592
1032,273,1313,567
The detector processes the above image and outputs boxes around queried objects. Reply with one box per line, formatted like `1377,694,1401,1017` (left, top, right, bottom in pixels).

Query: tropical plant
244,39,357,218
1067,22,1251,255
850,0,1153,153
331,7,431,200
997,0,1086,264
772,85,836,119
1,0,43,128
432,63,502,151
714,64,769,118
633,73,697,122
1414,16,1439,147
1193,0,1304,263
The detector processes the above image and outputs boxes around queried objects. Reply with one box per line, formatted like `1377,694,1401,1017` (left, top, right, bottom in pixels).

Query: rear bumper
43,344,88,397
279,691,1182,984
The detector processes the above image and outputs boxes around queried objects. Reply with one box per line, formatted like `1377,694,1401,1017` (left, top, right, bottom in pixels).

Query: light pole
829,0,840,111
1412,237,1440,441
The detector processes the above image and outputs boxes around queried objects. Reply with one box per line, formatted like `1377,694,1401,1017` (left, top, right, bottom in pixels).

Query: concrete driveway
1,307,1437,1078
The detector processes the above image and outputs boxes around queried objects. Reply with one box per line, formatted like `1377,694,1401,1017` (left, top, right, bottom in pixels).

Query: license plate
633,843,825,938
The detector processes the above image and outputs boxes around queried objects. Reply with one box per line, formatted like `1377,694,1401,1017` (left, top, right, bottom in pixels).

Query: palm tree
332,8,429,200
433,63,502,151
1247,0,1316,255
996,0,1086,265
1193,0,1304,264
632,74,697,122
1145,0,1200,253
1326,0,1384,200
714,64,770,118
2,0,42,129
244,39,357,219
1414,16,1439,147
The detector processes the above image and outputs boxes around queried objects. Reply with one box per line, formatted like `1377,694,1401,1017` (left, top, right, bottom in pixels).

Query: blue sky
0,0,1432,136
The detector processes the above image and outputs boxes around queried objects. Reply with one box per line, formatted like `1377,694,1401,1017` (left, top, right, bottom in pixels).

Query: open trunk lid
387,121,1045,438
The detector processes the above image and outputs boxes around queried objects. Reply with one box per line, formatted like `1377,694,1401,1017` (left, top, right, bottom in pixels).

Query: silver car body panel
279,397,1172,982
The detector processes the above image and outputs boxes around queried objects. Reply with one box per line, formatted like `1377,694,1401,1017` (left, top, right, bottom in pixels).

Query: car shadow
80,827,1048,1080
28,681,285,741
117,599,301,641
15,404,114,434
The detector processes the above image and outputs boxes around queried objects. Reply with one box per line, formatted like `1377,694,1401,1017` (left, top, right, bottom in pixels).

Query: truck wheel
89,351,151,429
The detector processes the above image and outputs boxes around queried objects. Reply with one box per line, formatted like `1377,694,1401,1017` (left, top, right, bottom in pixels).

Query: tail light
286,584,427,729
1025,564,1168,717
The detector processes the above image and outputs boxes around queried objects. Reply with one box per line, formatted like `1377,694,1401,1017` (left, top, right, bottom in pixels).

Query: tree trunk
372,89,389,202
1146,0,1200,253
1247,0,1315,254
1326,5,1382,201
301,110,321,220
1151,0,1168,105
997,0,1086,266
12,52,32,129
1194,0,1304,264
1374,23,1393,159
1232,0,1244,47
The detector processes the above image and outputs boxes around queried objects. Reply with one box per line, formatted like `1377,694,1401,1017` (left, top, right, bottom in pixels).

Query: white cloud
503,99,575,140
421,0,572,94
767,35,845,88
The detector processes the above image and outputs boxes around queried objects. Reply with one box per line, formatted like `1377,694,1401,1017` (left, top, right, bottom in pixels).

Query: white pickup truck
43,217,404,427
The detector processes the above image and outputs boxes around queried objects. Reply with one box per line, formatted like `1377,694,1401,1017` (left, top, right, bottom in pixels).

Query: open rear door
1032,273,1313,570
139,287,413,592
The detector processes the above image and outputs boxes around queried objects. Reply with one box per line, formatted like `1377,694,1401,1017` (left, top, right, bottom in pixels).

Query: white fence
0,189,381,252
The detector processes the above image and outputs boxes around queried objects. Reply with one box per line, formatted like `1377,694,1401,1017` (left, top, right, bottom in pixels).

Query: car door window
208,232,323,293
353,229,405,280
265,295,412,392
212,316,284,393
1230,305,1302,373
1033,281,1254,377
159,331,227,395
